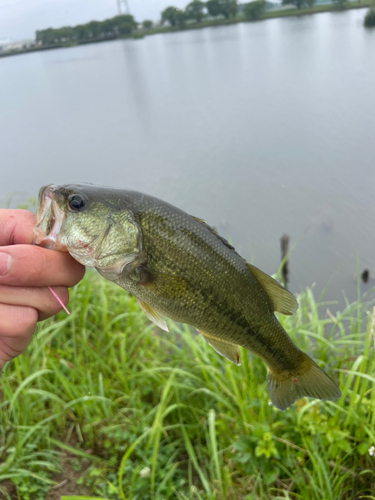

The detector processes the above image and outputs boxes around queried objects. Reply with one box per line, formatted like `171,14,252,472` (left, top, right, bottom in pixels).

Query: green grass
1,270,375,499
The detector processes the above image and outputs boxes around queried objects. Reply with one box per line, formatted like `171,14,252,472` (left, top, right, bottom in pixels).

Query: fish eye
68,194,86,212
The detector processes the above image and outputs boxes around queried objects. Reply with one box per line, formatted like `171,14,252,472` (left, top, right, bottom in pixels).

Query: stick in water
48,286,70,315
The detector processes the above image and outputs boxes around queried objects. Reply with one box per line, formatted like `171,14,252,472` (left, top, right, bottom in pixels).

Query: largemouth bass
34,184,341,410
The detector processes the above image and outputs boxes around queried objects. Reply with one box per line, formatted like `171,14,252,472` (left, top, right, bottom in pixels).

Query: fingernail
0,252,11,275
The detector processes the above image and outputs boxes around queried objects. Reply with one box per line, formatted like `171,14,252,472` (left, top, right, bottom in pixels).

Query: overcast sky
0,0,190,41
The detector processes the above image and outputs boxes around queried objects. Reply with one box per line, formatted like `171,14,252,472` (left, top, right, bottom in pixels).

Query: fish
33,183,341,410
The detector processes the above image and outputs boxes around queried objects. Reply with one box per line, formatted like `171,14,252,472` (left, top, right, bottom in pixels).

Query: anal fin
136,298,169,332
199,330,241,366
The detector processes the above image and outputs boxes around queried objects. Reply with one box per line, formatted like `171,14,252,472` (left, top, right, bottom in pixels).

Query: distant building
1,39,35,52
0,38,11,49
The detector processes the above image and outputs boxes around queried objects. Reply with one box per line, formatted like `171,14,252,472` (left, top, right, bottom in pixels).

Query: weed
1,271,375,498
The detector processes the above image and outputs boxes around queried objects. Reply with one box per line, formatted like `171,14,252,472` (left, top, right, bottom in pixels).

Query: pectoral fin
247,263,298,315
199,330,241,366
97,254,138,280
136,298,169,332
137,269,190,299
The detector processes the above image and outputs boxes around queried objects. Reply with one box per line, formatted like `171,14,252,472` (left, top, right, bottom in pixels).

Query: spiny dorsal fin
247,263,298,315
192,217,235,251
192,216,207,224
136,298,169,332
199,330,241,366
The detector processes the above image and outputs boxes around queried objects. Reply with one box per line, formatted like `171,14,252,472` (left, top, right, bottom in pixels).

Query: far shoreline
0,1,371,60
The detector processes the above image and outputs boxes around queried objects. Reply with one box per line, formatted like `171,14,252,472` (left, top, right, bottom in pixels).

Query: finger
0,285,69,321
0,244,85,287
0,209,36,246
0,303,38,369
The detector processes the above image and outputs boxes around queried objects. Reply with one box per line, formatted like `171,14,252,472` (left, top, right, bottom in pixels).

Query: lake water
1,9,375,309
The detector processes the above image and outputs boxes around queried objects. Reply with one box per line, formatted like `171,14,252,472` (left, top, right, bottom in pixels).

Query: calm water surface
1,9,375,307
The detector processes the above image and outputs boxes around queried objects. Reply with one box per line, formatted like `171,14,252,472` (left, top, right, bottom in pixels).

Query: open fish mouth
33,185,67,251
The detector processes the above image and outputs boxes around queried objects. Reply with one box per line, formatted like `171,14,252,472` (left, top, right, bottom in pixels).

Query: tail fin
267,353,341,411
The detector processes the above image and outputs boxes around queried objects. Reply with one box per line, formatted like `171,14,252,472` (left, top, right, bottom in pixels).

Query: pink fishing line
48,286,70,315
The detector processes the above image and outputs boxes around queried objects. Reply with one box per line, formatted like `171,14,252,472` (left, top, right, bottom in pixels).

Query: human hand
0,209,85,369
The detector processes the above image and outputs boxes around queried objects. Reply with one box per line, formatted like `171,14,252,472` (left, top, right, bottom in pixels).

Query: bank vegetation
0,270,375,499
0,0,372,58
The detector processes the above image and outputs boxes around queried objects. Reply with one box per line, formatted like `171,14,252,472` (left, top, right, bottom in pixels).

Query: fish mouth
33,185,67,251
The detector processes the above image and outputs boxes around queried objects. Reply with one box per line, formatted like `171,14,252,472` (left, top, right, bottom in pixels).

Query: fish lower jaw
34,234,68,251
34,196,66,250
33,228,67,251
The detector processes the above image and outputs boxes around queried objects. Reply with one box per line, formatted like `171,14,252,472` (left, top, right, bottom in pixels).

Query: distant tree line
160,0,239,27
364,6,375,26
161,0,358,23
243,0,266,19
282,0,313,9
37,0,355,47
282,0,349,9
36,14,137,46
35,1,268,46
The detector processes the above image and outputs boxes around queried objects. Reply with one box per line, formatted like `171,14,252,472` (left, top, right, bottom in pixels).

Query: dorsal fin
247,264,298,315
192,216,235,251
198,330,241,366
